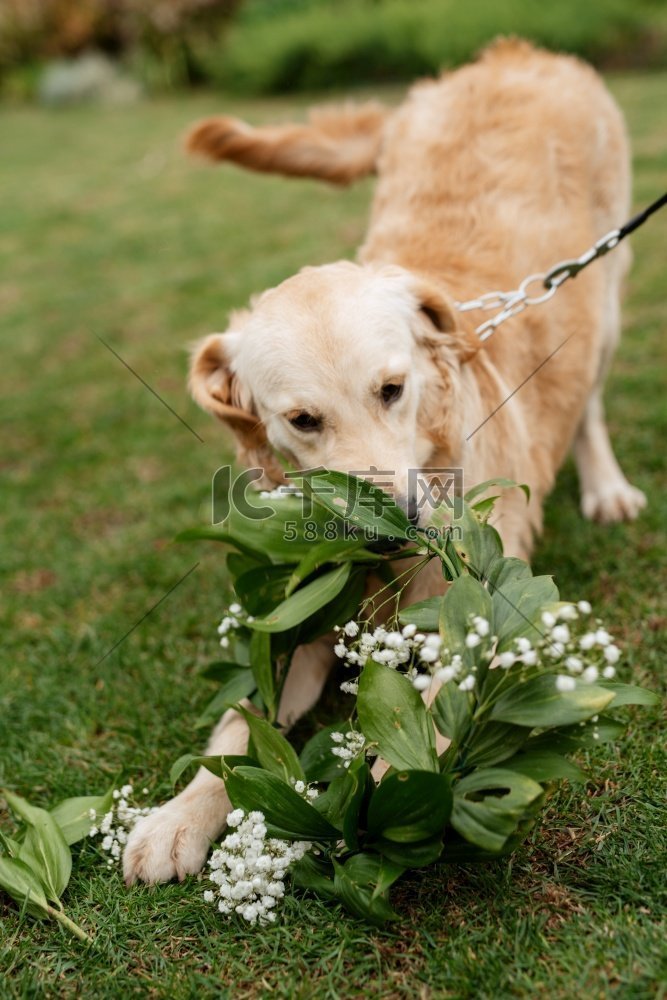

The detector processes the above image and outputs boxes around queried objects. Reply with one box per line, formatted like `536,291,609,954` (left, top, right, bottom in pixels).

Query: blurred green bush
1,0,666,98
207,0,666,94
0,0,241,95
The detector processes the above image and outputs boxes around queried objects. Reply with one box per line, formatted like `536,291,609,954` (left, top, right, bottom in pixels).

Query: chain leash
455,192,667,341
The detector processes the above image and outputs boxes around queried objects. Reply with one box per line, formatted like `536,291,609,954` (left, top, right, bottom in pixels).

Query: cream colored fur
124,39,645,885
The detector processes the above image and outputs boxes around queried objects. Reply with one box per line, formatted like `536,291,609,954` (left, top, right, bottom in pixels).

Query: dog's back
362,39,630,289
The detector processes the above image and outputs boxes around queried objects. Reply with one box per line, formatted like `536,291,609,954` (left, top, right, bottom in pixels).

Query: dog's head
189,262,479,512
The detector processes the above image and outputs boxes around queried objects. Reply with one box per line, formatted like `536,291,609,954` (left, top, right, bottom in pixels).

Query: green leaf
524,716,625,752
285,538,374,597
343,762,372,851
3,790,71,903
200,660,249,683
485,557,532,591
229,494,349,561
470,496,500,517
169,753,256,786
332,854,400,925
439,574,493,660
450,768,544,853
249,564,352,632
312,755,367,848
0,831,22,858
227,551,265,578
234,565,294,617
502,751,586,783
596,682,660,708
0,855,49,919
248,631,276,718
398,596,441,632
463,722,530,767
50,790,114,846
464,478,530,504
449,502,503,579
175,526,267,561
369,854,406,899
367,771,452,842
302,470,412,540
224,767,339,840
300,723,352,782
235,707,305,784
290,852,337,899
194,669,257,729
490,676,615,728
431,682,472,747
357,661,438,772
374,835,444,869
491,575,558,652
297,567,366,644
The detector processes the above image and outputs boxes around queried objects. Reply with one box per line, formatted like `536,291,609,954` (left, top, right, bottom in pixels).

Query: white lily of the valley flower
582,665,599,684
412,673,432,691
551,624,570,644
498,651,516,669
472,616,490,637
330,730,367,768
207,810,310,925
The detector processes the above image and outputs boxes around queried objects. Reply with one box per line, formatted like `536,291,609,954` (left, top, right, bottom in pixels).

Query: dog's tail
186,101,388,186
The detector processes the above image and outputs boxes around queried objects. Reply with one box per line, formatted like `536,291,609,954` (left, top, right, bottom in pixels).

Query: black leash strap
618,191,667,240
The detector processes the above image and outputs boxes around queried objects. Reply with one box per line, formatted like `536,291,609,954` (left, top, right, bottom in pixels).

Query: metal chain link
455,227,623,341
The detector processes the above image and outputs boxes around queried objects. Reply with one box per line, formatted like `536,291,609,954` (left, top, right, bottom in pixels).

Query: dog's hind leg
122,638,335,885
574,249,646,523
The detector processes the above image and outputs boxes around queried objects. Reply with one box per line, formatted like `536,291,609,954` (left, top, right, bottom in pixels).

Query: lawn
1,73,666,998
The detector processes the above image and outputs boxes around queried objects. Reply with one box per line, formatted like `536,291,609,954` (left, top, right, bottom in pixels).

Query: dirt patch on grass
11,568,57,593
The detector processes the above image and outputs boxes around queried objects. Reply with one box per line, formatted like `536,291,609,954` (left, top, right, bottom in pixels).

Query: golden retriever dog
123,39,645,885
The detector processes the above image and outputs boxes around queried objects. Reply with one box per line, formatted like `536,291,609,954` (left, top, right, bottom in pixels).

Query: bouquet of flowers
174,472,657,926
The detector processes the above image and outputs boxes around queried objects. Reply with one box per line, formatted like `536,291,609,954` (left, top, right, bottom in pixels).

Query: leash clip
454,192,666,340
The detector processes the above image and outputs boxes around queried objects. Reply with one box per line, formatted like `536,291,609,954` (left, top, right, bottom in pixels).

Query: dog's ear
189,321,271,453
189,330,257,430
189,322,285,484
409,275,479,362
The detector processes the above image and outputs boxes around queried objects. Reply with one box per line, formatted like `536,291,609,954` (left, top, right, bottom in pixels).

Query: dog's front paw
581,481,647,524
123,804,211,886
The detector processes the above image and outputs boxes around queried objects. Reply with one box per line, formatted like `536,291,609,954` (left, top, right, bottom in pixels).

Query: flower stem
46,905,94,944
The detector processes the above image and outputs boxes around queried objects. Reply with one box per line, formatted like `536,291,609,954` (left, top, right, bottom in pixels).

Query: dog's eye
289,412,321,432
381,382,404,405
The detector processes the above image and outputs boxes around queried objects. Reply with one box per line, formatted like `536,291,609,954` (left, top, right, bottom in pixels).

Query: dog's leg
574,388,646,523
122,637,334,885
574,262,646,524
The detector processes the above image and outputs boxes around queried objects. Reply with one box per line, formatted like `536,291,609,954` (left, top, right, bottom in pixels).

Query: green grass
1,74,666,998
